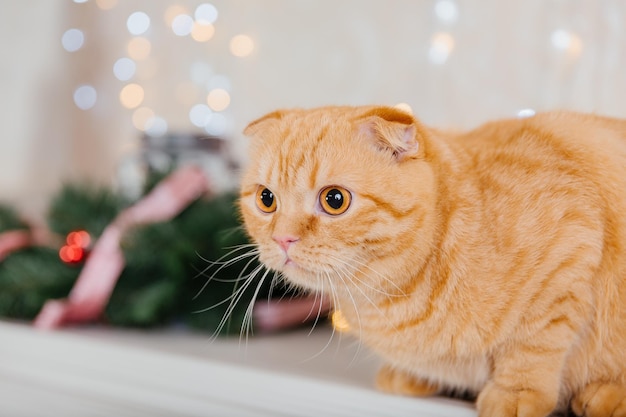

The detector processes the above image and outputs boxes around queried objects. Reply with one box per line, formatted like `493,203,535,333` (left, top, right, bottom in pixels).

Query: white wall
1,0,625,221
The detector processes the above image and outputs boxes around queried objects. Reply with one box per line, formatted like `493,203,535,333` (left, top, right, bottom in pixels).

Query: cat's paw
476,381,557,417
571,382,626,417
375,365,440,397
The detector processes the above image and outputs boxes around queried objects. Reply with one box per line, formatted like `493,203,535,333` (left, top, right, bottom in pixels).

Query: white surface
0,320,476,416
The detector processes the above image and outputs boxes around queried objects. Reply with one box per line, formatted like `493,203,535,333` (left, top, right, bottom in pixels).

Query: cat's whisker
350,254,408,297
239,267,272,347
194,265,263,314
326,254,401,301
329,268,366,366
305,279,327,337
193,249,260,299
300,272,339,363
202,263,267,342
196,243,258,267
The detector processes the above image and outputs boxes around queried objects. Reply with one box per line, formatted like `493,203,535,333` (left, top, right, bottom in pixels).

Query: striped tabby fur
239,106,626,417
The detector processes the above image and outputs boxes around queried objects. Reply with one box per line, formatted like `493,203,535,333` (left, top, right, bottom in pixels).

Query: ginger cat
239,105,626,417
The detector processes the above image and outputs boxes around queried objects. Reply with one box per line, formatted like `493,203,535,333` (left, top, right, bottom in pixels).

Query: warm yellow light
191,22,215,42
331,310,350,332
164,5,188,26
429,32,455,64
132,107,154,130
96,0,117,10
127,37,151,61
120,83,145,109
394,103,413,115
229,34,254,57
206,88,230,111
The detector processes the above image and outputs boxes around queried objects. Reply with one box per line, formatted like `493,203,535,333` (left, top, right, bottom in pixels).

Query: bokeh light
434,0,459,24
195,3,218,25
73,85,97,110
206,88,230,111
164,5,188,26
230,34,254,57
189,104,212,127
127,37,151,60
551,29,583,57
132,107,155,130
204,113,228,136
171,14,194,36
96,0,118,10
191,22,215,42
62,29,85,52
145,116,168,136
429,32,455,64
517,108,536,118
120,83,144,109
113,57,136,81
127,11,151,35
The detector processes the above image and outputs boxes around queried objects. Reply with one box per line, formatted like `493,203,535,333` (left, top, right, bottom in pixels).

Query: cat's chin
275,263,324,293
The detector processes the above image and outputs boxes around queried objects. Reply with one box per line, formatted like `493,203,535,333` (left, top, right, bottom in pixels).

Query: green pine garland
0,178,292,336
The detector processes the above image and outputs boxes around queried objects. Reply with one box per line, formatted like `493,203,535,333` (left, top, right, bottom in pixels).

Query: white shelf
0,321,477,417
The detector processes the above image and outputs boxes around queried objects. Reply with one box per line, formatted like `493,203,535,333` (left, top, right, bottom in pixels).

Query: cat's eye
255,186,277,213
319,186,352,215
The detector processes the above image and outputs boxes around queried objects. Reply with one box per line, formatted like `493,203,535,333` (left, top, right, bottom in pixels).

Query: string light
195,3,218,25
144,116,168,136
120,83,144,109
191,22,215,42
204,113,228,136
132,107,155,130
230,34,254,57
551,29,583,57
73,85,97,110
331,310,351,332
429,32,455,64
517,108,536,118
126,37,151,60
127,11,151,36
434,0,459,24
189,104,212,128
171,14,194,36
96,0,117,10
113,57,136,81
206,88,230,111
62,29,85,52
164,5,188,26
59,230,91,264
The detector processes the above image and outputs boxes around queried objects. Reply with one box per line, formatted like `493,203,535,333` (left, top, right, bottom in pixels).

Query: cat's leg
571,382,626,417
476,327,576,417
376,364,440,397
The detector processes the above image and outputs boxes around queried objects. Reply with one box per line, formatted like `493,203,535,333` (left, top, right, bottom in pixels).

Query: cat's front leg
376,364,441,397
476,342,567,417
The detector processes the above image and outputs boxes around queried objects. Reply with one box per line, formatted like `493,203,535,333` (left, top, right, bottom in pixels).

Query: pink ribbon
253,296,331,333
34,165,211,329
0,230,32,261
0,227,50,261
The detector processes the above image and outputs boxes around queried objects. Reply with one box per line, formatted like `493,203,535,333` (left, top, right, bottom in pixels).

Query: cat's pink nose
273,235,299,252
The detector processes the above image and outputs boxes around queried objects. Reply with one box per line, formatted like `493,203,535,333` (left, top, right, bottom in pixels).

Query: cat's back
445,111,626,200
452,111,626,168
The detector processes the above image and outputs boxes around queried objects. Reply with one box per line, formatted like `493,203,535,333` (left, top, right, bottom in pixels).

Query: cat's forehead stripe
273,120,328,190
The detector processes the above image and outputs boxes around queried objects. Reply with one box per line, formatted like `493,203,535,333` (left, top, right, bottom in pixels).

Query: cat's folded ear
243,110,285,137
357,107,424,161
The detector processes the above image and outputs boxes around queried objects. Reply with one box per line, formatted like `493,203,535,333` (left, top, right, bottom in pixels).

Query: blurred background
1,0,625,222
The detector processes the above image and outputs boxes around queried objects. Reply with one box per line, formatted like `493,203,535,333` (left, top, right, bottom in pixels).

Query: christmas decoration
0,166,322,336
